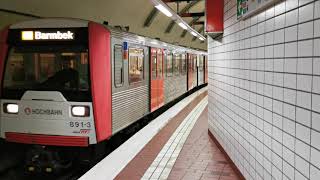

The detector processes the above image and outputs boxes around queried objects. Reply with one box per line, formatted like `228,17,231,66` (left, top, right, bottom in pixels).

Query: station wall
208,0,320,179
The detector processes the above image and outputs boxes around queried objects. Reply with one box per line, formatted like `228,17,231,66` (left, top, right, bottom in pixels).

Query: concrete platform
80,88,242,180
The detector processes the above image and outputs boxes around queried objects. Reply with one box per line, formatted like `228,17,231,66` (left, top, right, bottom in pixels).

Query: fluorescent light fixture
199,37,205,41
155,4,172,17
178,22,188,30
191,31,197,36
151,41,158,45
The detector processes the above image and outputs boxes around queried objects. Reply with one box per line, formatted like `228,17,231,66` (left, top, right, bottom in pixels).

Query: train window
173,54,180,76
152,51,157,79
114,45,123,87
157,49,163,78
166,53,173,77
199,56,204,72
3,47,90,101
129,48,144,83
181,54,187,75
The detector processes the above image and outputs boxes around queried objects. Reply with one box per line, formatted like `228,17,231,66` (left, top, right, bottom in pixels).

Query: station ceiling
0,0,206,50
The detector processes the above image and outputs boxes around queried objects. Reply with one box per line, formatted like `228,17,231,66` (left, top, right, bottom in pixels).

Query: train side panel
111,37,149,134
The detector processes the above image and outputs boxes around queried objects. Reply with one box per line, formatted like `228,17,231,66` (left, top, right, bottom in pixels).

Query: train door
193,54,197,88
187,53,193,90
150,48,164,112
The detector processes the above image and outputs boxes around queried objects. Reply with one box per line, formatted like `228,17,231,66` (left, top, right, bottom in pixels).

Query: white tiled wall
207,0,320,179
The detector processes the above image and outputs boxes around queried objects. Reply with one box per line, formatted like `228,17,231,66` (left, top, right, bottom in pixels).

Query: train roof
8,18,206,55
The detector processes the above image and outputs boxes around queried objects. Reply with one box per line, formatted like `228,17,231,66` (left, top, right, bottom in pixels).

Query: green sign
237,0,276,19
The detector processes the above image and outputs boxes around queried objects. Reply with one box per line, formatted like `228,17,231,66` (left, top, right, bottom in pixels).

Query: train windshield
2,46,91,101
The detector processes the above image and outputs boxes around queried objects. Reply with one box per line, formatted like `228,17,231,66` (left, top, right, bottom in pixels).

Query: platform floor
116,92,242,180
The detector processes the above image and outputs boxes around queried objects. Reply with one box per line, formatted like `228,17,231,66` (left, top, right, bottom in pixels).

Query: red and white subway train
0,18,207,172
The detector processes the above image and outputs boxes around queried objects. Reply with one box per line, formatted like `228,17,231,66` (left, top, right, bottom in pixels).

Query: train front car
0,19,112,173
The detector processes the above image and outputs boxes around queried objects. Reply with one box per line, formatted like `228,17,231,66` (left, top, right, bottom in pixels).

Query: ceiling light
155,4,172,17
178,22,188,30
191,31,197,36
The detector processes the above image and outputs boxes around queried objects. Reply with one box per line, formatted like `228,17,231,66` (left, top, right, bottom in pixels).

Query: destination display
22,30,74,41
8,28,88,45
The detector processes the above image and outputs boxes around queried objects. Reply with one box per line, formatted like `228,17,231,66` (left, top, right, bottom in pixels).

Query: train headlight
4,103,19,114
71,106,90,117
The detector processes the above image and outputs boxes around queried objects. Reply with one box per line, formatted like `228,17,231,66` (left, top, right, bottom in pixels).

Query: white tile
286,9,298,26
265,18,275,32
314,20,320,37
283,113,295,133
295,155,310,178
296,123,311,144
266,6,275,19
315,39,320,56
275,1,285,15
284,74,296,88
299,0,313,6
274,29,285,44
297,58,312,74
312,112,320,131
272,165,282,180
316,1,320,18
283,160,294,179
297,75,312,91
298,40,313,57
296,107,311,127
285,26,298,42
258,11,266,22
295,139,310,160
273,113,283,128
311,147,320,167
274,43,285,57
313,76,320,94
273,73,283,86
297,91,311,109
283,105,296,125
312,94,320,112
311,130,320,149
283,145,295,165
257,47,265,58
265,32,274,45
299,3,314,23
251,16,258,26
310,164,320,180
265,46,274,58
283,131,295,150
286,0,298,11
313,58,320,75
284,89,296,104
258,22,265,35
295,170,308,180
285,42,297,57
275,14,285,30
284,58,297,73
298,22,314,40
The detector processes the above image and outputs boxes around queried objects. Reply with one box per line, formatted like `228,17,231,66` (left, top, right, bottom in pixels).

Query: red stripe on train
5,132,89,147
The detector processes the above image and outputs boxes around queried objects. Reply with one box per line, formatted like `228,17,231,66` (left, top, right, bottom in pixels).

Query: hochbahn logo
24,107,63,115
